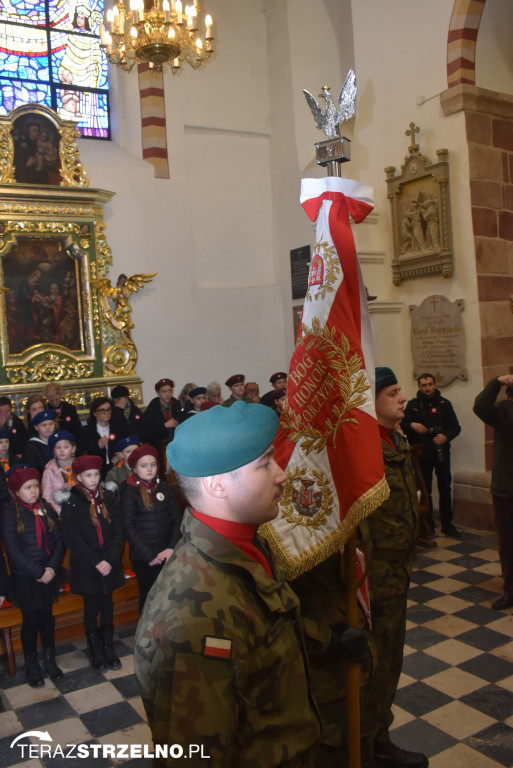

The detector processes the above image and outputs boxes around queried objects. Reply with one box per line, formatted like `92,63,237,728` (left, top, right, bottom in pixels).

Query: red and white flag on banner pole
260,176,389,579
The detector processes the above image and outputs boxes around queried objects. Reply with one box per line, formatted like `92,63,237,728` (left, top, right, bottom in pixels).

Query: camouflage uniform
134,509,320,768
361,432,419,750
221,394,252,408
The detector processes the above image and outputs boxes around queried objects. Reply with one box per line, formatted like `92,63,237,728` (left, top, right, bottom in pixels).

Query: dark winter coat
402,388,461,461
56,400,83,437
60,485,125,595
6,414,28,457
140,397,181,448
121,479,182,565
0,498,64,579
77,419,130,477
473,377,513,498
112,400,143,435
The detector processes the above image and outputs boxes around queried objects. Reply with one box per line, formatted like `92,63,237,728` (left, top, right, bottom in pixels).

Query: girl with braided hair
0,465,64,687
60,455,124,671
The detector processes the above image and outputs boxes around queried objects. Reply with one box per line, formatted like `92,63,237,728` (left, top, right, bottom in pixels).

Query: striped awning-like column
447,0,487,87
137,62,170,179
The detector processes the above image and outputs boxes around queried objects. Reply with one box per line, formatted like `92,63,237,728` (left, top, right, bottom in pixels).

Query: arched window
0,0,110,138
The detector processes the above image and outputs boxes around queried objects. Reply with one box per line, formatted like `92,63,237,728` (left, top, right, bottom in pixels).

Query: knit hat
128,444,159,470
167,400,279,477
375,367,398,395
72,455,103,476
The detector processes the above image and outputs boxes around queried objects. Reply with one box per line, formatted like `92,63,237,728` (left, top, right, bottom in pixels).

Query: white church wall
349,0,484,475
476,0,513,95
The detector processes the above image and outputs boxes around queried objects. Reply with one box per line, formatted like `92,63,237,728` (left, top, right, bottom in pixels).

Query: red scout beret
154,378,175,392
225,374,245,387
72,455,103,475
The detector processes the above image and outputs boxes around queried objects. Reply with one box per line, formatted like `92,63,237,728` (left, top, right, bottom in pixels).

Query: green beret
375,366,398,394
167,400,279,477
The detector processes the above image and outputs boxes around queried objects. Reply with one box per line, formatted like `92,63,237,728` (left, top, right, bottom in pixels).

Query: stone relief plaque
385,122,453,285
409,295,467,387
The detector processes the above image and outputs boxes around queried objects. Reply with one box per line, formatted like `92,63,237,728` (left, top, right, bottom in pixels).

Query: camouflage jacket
367,433,420,599
134,509,320,768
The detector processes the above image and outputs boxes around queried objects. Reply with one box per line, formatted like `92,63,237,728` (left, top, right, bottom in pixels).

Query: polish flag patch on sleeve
202,636,232,660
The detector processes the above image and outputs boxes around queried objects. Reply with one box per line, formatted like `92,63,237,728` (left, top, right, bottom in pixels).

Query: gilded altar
0,103,154,411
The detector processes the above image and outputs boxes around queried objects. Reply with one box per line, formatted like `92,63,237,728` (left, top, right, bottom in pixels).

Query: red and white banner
260,177,389,579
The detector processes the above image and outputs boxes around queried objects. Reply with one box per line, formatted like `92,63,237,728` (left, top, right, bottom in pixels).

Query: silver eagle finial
303,69,357,139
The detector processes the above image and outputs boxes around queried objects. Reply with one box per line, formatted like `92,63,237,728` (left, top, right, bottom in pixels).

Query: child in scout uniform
105,434,140,487
0,427,15,472
21,410,57,474
42,430,77,515
120,444,182,612
1,465,65,687
60,455,125,671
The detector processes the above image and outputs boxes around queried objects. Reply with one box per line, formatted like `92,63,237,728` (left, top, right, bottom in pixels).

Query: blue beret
48,430,76,450
189,387,206,398
375,367,398,394
167,400,279,477
0,428,10,440
32,409,57,426
114,434,140,453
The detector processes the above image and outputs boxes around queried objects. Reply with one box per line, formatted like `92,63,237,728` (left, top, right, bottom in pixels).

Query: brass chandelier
100,0,214,73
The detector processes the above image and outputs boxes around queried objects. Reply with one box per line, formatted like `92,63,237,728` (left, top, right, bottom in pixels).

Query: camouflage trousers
360,589,408,752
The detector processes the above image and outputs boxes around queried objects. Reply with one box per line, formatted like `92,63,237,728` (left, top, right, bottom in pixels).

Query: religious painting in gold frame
0,231,96,384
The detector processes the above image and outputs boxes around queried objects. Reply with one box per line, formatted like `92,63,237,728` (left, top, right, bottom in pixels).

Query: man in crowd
134,401,321,766
362,367,427,768
402,372,461,537
140,378,181,449
222,374,250,407
474,374,513,610
261,371,288,407
110,384,143,434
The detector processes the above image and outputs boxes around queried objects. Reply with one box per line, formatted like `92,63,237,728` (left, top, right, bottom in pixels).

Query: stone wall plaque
290,245,311,300
409,295,467,387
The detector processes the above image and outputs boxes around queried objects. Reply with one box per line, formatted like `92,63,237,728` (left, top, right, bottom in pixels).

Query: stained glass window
0,0,110,139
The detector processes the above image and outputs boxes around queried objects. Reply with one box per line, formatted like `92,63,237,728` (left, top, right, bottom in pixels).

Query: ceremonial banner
261,176,389,578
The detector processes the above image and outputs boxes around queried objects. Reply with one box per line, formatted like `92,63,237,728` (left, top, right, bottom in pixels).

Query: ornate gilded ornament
59,127,89,188
0,124,15,184
95,272,156,376
280,466,334,534
281,317,369,455
6,352,94,384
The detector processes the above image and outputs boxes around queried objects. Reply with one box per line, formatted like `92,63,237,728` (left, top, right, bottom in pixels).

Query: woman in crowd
24,394,46,438
1,465,65,687
60,455,124,671
77,397,128,478
121,444,182,612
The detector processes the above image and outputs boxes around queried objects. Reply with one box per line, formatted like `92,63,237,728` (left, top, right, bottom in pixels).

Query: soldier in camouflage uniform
134,401,321,767
361,367,428,768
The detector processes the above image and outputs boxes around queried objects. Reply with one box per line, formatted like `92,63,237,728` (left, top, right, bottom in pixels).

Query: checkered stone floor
1,529,512,767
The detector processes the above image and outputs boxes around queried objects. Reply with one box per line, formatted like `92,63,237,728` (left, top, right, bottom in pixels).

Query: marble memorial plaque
290,245,311,300
409,295,467,387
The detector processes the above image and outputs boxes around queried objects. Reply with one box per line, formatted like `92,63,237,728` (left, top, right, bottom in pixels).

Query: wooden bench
0,541,139,677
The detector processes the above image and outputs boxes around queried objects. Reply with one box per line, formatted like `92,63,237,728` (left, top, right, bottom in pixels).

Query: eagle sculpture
303,69,357,139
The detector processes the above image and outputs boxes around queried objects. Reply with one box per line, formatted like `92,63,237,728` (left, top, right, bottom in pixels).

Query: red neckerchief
76,482,104,546
379,424,396,451
18,498,50,554
126,472,158,503
192,509,274,579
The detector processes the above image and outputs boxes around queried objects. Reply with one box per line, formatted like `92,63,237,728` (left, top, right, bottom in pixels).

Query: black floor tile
393,680,452,717
454,604,496,625
55,642,78,656
391,718,457,758
116,624,138,639
0,670,25,689
80,700,142,738
52,664,106,693
455,568,493,585
111,673,140,699
410,570,445,586
405,604,444,624
401,650,450,679
451,585,499,604
113,639,134,659
0,735,32,767
464,722,513,767
450,554,489,569
461,684,513,720
17,695,76,729
458,653,513,683
449,542,491,555
457,626,512,652
407,584,447,604
404,625,446,650
413,554,441,569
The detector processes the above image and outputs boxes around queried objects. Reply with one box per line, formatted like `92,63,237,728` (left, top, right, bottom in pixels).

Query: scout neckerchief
18,498,50,554
59,462,76,488
0,457,9,472
77,482,105,546
126,472,159,503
